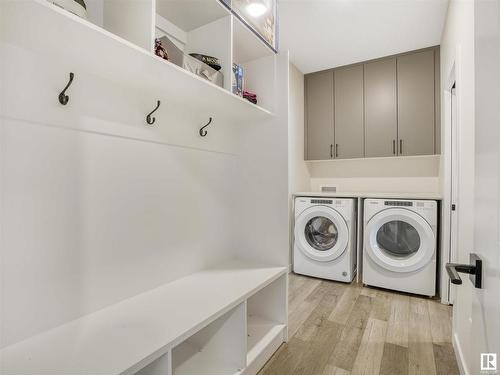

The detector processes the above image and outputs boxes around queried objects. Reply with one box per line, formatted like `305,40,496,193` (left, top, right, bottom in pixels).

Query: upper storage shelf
153,0,278,112
233,14,275,64
154,0,233,92
3,0,276,121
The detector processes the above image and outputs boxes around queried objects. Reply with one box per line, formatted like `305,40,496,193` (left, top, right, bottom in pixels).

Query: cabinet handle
392,140,396,155
330,144,333,158
335,144,339,158
400,139,403,155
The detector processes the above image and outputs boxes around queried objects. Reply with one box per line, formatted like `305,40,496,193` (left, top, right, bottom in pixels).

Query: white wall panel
307,155,440,179
310,177,440,194
0,117,239,348
0,42,239,156
235,52,289,267
306,155,441,193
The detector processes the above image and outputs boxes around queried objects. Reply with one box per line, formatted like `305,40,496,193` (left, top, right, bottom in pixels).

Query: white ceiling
279,0,449,73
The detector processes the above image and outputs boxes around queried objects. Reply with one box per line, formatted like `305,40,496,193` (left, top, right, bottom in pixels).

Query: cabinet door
364,58,398,157
305,71,334,160
397,50,435,156
334,65,364,159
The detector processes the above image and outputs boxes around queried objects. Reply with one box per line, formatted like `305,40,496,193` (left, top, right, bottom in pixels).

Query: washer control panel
384,201,413,207
310,199,333,204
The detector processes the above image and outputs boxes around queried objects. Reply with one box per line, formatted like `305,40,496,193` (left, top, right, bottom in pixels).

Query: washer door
365,208,435,272
295,206,349,262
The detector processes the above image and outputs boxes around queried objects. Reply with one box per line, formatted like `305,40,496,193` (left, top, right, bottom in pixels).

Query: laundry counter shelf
0,261,288,375
293,191,443,200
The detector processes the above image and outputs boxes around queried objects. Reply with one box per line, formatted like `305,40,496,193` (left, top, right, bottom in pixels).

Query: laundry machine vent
320,185,337,193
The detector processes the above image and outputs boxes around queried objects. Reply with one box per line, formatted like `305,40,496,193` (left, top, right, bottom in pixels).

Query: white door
453,2,500,373
449,85,458,304
471,1,500,372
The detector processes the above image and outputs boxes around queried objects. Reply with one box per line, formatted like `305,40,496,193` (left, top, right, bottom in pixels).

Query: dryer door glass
376,220,421,257
305,216,338,251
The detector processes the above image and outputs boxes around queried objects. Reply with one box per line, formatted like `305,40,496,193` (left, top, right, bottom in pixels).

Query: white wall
307,155,440,193
0,41,240,348
439,0,475,373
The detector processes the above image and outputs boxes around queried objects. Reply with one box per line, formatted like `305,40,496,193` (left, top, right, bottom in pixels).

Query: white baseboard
452,332,469,375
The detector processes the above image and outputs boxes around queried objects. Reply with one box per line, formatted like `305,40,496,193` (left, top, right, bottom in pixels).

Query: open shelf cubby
134,353,170,375
74,0,154,50
153,0,277,113
246,274,287,366
155,0,232,92
232,16,276,113
172,303,247,375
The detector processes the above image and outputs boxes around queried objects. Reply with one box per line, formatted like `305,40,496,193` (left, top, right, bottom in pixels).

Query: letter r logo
481,353,497,371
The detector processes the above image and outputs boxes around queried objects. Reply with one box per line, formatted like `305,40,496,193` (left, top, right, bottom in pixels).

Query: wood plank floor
259,273,459,375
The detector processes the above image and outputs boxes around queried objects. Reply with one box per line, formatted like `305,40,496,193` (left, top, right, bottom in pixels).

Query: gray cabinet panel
305,71,334,160
435,48,441,154
397,50,435,156
364,58,398,157
334,65,364,159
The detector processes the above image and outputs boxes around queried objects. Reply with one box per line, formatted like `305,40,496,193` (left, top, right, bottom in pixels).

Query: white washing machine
363,199,437,296
293,197,357,282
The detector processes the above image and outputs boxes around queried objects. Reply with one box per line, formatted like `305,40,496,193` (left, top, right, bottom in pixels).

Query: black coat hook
146,100,161,125
199,117,213,137
59,72,74,105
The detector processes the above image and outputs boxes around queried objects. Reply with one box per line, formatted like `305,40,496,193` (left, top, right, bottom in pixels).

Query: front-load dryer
363,199,437,296
293,197,357,282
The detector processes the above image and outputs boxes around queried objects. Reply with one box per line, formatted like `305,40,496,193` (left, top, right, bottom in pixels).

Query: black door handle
446,253,482,288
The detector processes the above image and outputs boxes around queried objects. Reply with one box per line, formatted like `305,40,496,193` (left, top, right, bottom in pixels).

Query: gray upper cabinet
304,47,439,161
364,58,398,158
397,50,436,156
305,71,334,160
334,65,364,159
